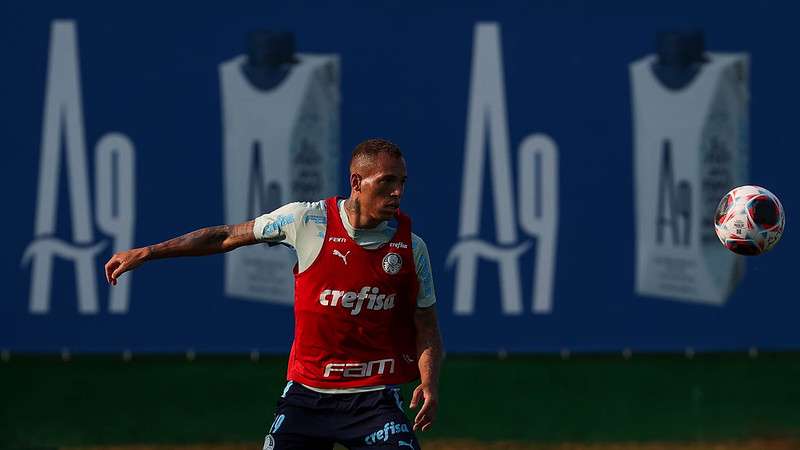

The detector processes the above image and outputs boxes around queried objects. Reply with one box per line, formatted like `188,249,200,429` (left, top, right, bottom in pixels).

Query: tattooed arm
409,306,443,432
104,220,257,285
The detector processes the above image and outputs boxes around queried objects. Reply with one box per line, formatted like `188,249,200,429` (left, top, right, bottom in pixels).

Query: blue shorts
263,381,421,450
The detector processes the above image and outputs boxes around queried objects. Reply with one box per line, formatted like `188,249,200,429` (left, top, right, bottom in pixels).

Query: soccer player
104,138,442,449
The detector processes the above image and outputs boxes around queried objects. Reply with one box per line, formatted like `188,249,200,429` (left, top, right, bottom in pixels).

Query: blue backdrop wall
2,1,797,353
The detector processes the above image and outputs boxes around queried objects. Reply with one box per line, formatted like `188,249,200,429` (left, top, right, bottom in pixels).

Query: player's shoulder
285,200,326,213
259,200,328,227
286,200,328,226
410,232,429,252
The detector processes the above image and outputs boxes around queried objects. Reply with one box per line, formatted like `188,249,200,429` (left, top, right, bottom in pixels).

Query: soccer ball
714,185,785,256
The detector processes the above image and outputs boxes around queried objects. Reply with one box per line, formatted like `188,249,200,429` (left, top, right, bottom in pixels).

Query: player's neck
344,197,382,229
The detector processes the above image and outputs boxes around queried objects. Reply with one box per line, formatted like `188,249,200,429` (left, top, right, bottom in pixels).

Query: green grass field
2,353,799,448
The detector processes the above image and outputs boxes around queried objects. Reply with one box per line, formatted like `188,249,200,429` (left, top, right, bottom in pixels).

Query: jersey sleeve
411,233,437,308
252,202,307,247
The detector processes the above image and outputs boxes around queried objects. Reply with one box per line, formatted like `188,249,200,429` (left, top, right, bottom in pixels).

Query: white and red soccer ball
714,185,785,256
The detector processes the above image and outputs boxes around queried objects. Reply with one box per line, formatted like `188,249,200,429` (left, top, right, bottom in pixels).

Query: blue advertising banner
1,1,797,353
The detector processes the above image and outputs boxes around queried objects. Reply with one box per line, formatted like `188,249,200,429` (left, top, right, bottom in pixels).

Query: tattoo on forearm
416,311,441,349
148,226,228,258
148,221,255,259
415,308,443,384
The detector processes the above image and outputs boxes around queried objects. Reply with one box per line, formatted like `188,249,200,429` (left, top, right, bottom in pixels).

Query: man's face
354,153,407,221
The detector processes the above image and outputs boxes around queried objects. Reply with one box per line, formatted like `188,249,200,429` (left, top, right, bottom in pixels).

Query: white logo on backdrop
219,46,339,305
448,22,559,315
630,50,748,305
22,20,136,314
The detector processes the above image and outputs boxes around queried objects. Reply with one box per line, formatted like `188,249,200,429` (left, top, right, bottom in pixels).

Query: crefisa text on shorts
363,421,411,445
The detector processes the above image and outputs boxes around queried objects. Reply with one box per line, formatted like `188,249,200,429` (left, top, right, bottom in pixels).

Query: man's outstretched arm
409,306,443,432
104,220,257,285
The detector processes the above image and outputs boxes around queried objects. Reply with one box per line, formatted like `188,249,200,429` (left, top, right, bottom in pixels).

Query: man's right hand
105,247,151,286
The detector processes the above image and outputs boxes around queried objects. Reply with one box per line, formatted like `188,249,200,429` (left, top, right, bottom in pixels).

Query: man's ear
350,173,362,192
